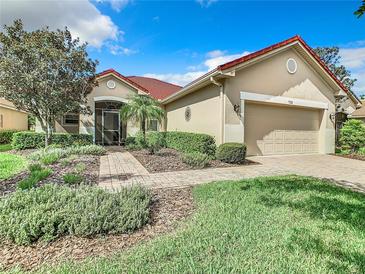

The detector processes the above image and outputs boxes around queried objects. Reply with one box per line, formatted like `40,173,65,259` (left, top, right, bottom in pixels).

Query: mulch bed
0,187,194,272
334,153,365,161
0,155,100,196
130,148,257,173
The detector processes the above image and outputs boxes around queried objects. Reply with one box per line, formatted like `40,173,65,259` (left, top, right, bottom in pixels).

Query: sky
1,0,364,96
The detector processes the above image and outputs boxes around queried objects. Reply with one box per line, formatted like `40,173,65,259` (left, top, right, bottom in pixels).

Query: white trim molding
94,96,129,104
240,91,328,110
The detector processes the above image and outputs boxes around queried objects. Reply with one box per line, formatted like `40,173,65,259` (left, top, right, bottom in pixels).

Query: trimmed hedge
164,131,216,156
216,143,246,164
0,130,19,144
12,132,93,150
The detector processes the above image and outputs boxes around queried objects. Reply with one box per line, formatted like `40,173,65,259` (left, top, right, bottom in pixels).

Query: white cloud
196,0,218,8
339,46,365,95
144,50,250,86
109,44,138,56
0,0,121,48
204,51,250,70
340,47,365,69
206,50,226,58
102,0,130,12
352,70,365,95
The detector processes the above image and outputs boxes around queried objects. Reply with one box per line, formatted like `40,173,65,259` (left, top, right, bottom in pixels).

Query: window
147,119,158,131
62,114,79,125
0,114,3,128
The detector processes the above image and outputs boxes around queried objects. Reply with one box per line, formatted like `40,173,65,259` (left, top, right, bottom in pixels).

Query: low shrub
164,131,216,156
29,145,106,164
17,167,52,190
67,145,106,155
63,172,83,185
135,131,147,149
0,130,19,144
358,147,365,155
75,162,86,173
12,132,93,150
181,152,210,168
125,136,136,146
0,184,151,245
340,119,365,153
216,143,246,164
146,132,165,154
29,147,68,164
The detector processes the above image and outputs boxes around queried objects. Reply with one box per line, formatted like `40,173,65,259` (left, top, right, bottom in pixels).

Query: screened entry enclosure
95,101,126,145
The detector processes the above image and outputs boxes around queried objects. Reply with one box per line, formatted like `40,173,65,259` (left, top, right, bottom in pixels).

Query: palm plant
120,94,165,139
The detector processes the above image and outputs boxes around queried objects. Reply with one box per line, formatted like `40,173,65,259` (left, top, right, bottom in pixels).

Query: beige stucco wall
164,47,348,154
165,84,221,143
0,106,28,131
223,48,340,154
0,99,28,131
79,75,139,138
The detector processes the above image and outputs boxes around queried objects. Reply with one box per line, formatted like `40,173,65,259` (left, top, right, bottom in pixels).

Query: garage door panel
245,103,320,156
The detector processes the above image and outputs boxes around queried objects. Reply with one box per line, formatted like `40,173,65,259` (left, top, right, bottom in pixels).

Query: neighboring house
36,69,181,145
162,35,361,156
38,35,362,156
0,98,28,131
348,100,365,123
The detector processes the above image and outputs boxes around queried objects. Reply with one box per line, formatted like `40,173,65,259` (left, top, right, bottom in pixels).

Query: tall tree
120,94,165,139
313,47,357,92
0,19,98,145
355,0,365,17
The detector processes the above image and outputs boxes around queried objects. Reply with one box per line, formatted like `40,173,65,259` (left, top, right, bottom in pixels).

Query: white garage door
245,102,320,156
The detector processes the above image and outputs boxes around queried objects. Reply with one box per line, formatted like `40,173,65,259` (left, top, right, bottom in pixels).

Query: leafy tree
0,19,98,146
120,94,164,139
340,119,365,152
355,0,365,17
313,47,357,92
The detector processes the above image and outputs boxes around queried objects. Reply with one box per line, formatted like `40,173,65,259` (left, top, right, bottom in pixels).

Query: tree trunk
141,118,146,141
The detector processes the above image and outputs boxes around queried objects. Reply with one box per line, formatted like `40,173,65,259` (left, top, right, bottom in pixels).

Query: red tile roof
127,76,182,100
97,69,181,100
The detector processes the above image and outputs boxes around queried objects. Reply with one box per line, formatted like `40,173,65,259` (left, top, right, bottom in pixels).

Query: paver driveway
99,152,365,193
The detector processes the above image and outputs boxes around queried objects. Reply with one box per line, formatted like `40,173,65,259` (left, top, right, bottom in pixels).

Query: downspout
210,76,225,144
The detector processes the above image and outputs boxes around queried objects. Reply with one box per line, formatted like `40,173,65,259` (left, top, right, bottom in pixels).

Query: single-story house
35,70,181,145
0,98,28,131
348,100,365,123
38,35,362,156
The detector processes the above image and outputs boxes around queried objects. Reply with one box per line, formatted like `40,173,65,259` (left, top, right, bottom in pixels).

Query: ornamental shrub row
12,131,93,150
164,131,216,156
0,130,19,144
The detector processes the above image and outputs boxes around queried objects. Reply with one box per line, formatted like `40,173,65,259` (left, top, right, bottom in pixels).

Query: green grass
0,143,12,152
36,175,365,274
0,153,26,180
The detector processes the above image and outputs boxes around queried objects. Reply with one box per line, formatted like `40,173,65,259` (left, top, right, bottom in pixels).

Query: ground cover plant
16,166,52,190
0,143,12,152
39,175,365,273
0,153,26,180
0,185,151,245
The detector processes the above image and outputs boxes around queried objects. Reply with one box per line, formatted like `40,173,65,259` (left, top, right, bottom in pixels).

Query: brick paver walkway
99,152,365,193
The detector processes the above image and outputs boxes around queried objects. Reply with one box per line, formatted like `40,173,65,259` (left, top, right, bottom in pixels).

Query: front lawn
0,143,12,152
38,175,365,273
0,153,26,180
